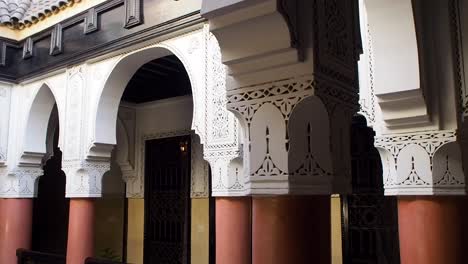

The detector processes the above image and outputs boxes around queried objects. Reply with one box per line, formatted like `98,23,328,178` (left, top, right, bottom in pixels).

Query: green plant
99,247,121,262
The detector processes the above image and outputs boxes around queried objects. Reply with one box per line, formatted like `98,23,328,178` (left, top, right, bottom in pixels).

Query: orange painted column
216,197,251,264
398,196,463,264
0,198,33,264
66,199,95,264
252,196,330,264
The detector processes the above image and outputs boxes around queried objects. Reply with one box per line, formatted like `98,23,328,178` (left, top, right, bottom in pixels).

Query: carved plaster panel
375,130,465,195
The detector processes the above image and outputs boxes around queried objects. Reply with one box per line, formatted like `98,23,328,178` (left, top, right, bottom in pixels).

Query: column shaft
216,197,251,264
398,196,463,264
66,199,95,264
252,196,330,264
0,199,33,264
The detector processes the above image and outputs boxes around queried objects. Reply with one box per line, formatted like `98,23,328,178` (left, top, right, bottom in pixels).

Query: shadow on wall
95,153,126,262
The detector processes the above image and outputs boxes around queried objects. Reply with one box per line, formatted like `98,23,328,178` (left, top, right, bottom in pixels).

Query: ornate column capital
0,166,43,198
205,0,360,196
227,74,357,195
63,159,111,198
0,149,48,198
375,130,465,195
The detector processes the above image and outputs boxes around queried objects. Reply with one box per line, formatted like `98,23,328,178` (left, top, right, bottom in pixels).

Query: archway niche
94,46,210,264
31,105,69,255
17,83,69,255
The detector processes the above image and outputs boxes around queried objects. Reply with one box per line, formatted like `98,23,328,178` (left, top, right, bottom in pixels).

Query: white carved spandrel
162,28,207,144
0,83,11,165
63,67,84,161
61,65,113,198
204,31,244,196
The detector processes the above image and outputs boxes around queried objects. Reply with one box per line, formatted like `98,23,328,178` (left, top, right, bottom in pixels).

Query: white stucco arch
0,82,63,198
56,28,242,198
21,83,61,165
93,44,201,149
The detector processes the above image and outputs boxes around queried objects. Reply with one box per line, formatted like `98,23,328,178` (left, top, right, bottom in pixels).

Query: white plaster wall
136,96,193,138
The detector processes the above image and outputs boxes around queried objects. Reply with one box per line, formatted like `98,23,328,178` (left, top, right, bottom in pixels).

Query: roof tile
0,0,77,29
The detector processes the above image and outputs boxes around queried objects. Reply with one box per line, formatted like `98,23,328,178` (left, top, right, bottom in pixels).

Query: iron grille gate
144,136,191,264
342,194,400,264
343,116,400,264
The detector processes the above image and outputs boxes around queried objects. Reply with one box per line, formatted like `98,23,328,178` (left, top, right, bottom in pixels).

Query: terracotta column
216,197,251,264
252,196,330,264
398,196,463,264
0,198,33,264
66,199,95,264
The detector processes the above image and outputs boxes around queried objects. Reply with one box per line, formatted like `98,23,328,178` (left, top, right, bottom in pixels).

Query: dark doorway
144,135,191,264
342,115,400,264
31,124,70,255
